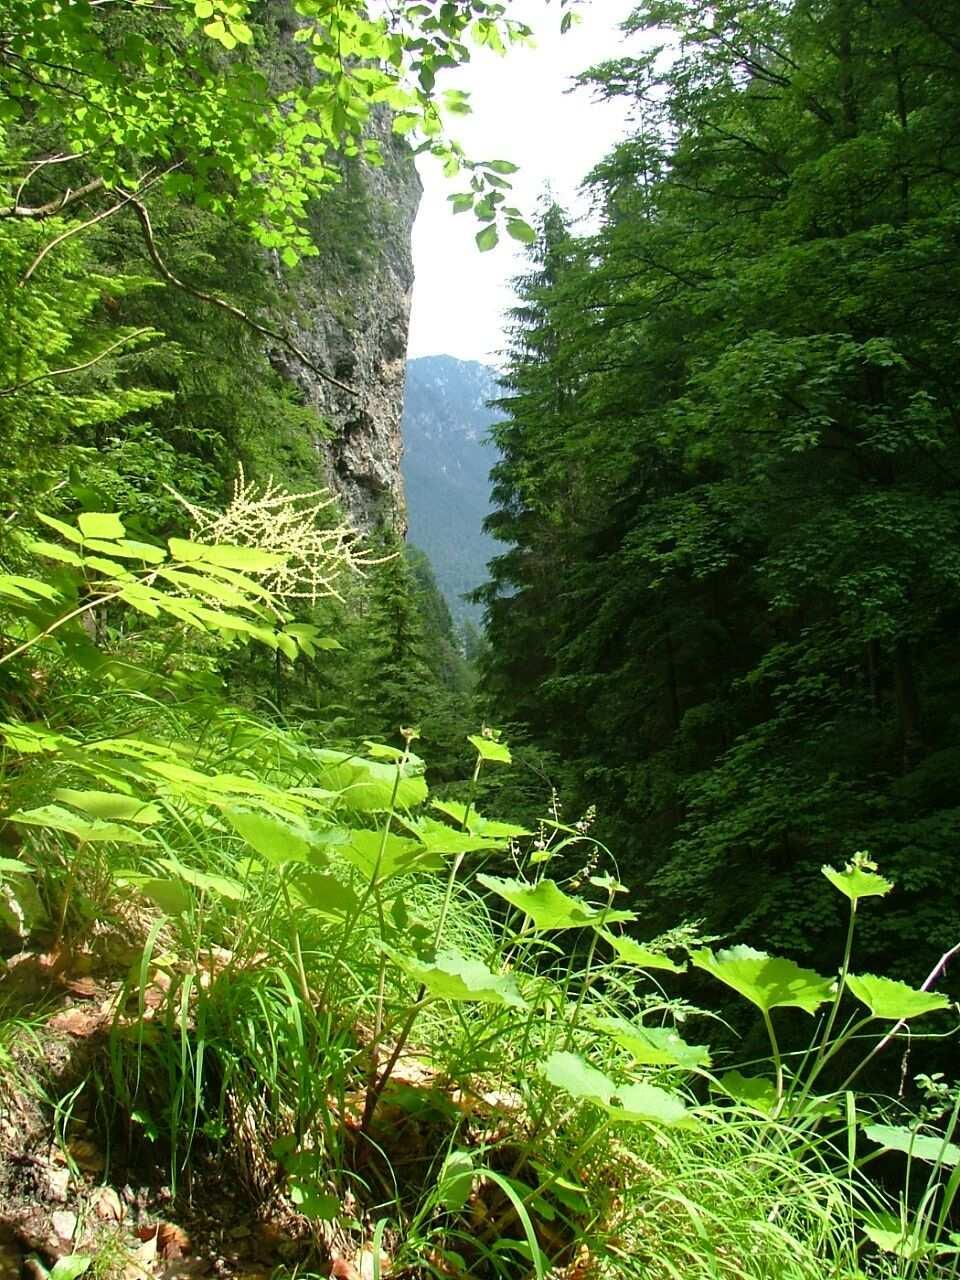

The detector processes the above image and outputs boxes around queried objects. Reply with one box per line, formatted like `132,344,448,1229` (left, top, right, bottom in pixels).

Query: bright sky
406,0,640,364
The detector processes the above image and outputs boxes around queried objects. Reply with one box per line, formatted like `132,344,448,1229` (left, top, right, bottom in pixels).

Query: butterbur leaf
293,873,358,919
326,827,441,880
78,512,125,539
313,748,428,811
595,1016,710,1069
861,1214,928,1261
289,1184,339,1219
159,858,244,901
714,1071,778,1113
864,1124,960,1167
845,973,950,1020
543,1051,614,1105
116,874,192,915
477,876,634,931
467,733,511,764
600,930,685,972
692,946,833,1014
9,805,153,845
54,788,162,825
437,1150,474,1211
543,1052,692,1126
607,1082,693,1128
223,808,318,864
386,947,527,1007
822,864,893,901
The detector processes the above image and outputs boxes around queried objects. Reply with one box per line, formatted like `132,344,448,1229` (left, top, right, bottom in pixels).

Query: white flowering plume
174,467,377,606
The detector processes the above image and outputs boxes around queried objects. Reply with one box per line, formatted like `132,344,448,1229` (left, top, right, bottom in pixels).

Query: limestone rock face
270,109,421,534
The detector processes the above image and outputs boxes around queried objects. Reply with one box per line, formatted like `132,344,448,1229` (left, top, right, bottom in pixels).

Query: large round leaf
595,1016,710,1069
692,946,833,1014
478,876,634,931
845,974,950,1020
385,947,527,1008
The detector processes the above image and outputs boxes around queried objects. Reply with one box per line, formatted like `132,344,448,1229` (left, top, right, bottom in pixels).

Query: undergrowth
0,499,958,1280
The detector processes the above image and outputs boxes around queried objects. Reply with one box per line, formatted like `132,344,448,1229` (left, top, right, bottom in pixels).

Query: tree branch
0,176,105,220
126,194,359,398
0,327,154,397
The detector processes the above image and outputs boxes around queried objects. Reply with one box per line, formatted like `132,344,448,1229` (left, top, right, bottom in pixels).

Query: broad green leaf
289,1184,339,1219
9,804,153,845
431,800,529,839
714,1071,778,1113
864,1124,960,1167
49,1257,92,1280
313,749,428,811
54,788,162,825
116,873,192,915
467,733,511,764
845,973,950,1020
506,218,536,244
0,722,70,753
595,1016,710,1069
325,827,442,880
292,873,359,919
861,1215,928,1261
542,1052,614,1105
475,224,498,252
159,858,244,900
386,947,527,1007
437,1150,474,1212
223,808,318,864
608,1082,693,1128
692,946,833,1014
78,512,125,539
542,1052,690,1126
477,876,634,931
600,930,685,972
401,817,508,856
822,864,893,901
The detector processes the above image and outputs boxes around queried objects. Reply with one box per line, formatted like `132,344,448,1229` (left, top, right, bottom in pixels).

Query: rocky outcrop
270,109,421,534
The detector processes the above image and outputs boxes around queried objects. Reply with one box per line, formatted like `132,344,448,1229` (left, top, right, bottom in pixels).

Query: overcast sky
406,0,640,365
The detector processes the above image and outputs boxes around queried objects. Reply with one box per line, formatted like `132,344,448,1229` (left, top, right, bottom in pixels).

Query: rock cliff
270,110,421,534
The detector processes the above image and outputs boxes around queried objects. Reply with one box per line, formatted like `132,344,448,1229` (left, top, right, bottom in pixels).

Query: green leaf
507,218,536,244
437,1150,474,1212
863,1124,960,1167
223,808,318,864
467,733,511,763
194,0,214,16
608,1082,693,1127
325,827,441,880
49,1257,92,1280
595,1016,710,1069
23,539,83,567
713,1071,778,1113
692,946,833,1014
77,512,125,540
485,159,519,175
9,804,153,845
0,573,61,603
861,1215,928,1261
0,857,34,877
542,1052,691,1126
292,873,359,919
116,873,192,915
475,224,498,253
54,788,162,825
386,947,527,1007
313,749,428,811
167,538,286,573
600,931,685,972
289,1183,339,1219
845,974,950,1020
542,1051,614,1105
822,864,893,901
159,858,244,901
36,513,84,544
477,876,635,931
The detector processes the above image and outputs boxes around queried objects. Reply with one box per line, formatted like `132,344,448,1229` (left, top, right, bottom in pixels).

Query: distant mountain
401,355,503,627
